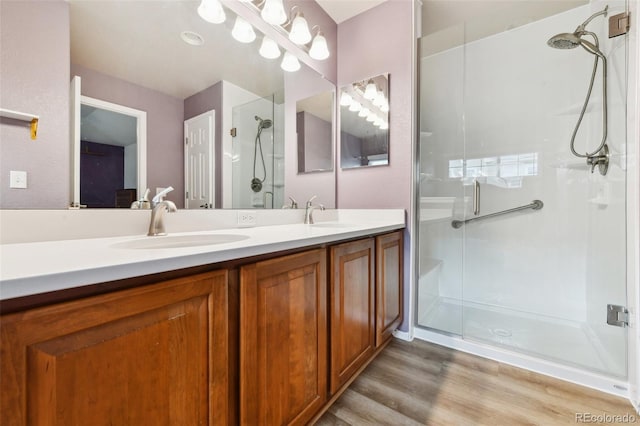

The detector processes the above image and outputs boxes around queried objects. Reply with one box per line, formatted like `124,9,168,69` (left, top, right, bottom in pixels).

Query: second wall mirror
339,73,389,169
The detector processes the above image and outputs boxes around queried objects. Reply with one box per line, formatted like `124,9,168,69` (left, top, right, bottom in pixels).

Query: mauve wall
0,0,70,208
184,82,223,208
297,112,332,172
337,0,414,329
71,64,184,207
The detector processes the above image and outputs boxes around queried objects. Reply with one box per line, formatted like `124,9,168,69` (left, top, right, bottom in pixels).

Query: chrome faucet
148,200,177,236
304,196,325,224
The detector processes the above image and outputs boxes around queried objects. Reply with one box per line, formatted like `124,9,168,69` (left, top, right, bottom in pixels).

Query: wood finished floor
315,338,637,425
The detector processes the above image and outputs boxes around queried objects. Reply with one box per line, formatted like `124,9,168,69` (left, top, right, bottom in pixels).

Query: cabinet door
240,249,327,426
376,231,404,347
329,238,375,394
1,271,229,426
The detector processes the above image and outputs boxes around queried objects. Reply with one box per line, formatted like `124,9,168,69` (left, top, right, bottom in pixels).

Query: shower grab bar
451,200,543,229
473,180,480,216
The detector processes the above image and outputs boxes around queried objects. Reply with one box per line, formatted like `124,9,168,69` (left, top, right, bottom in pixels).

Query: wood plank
315,338,636,425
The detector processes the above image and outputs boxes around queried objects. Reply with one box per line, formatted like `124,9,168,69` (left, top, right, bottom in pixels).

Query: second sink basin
113,234,249,249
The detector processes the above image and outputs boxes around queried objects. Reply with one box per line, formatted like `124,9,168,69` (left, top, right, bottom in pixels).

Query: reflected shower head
255,115,273,129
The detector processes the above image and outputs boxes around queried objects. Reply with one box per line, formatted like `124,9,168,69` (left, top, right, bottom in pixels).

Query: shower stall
231,93,284,209
416,1,631,391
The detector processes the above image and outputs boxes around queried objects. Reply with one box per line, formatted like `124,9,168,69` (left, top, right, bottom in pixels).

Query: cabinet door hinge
607,304,629,327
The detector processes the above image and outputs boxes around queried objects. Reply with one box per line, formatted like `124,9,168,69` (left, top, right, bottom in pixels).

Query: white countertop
0,210,404,300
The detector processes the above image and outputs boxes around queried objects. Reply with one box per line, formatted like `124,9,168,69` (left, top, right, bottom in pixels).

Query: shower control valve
586,144,609,176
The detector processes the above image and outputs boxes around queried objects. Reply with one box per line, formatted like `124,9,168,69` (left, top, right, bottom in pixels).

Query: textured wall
0,0,70,208
72,64,184,207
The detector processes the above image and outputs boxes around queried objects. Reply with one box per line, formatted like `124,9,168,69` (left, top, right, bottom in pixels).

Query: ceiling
81,105,137,147
316,0,388,24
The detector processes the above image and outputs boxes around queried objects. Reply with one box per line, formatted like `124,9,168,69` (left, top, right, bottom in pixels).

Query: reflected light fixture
197,0,226,24
364,80,377,100
289,11,312,45
309,30,330,60
373,91,386,107
231,16,256,43
366,112,377,122
380,102,389,113
374,116,384,127
261,0,287,25
348,101,362,112
259,36,281,59
281,51,301,72
358,107,370,118
340,92,352,106
380,121,389,130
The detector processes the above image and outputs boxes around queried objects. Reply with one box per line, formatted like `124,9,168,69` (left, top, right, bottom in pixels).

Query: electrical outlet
9,171,27,189
237,211,257,227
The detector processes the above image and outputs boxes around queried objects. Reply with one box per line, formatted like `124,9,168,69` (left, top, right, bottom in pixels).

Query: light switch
9,171,27,189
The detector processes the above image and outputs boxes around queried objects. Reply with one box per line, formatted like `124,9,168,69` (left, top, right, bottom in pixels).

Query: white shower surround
412,0,639,400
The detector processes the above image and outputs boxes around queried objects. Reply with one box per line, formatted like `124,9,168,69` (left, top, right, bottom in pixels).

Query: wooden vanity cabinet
329,238,376,395
0,270,230,426
239,248,328,426
376,230,404,347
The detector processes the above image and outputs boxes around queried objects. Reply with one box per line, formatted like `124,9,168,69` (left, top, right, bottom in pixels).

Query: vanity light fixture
340,92,353,106
380,102,389,113
261,0,287,25
288,9,312,45
231,16,256,43
373,90,386,107
373,116,384,127
197,0,226,24
363,80,378,100
380,121,389,130
281,51,301,72
366,112,378,122
309,29,330,60
259,35,281,59
358,107,370,118
348,101,362,112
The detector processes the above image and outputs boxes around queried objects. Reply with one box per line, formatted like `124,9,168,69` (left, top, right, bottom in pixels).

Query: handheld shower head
547,32,581,49
254,115,273,129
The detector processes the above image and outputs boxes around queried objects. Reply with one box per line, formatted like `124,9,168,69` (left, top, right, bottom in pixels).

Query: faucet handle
306,195,317,207
289,196,298,209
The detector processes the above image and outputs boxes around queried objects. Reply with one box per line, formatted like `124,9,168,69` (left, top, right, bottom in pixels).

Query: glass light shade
358,107,370,118
231,16,256,43
380,121,389,130
380,102,389,113
348,101,361,112
281,51,301,72
259,36,280,59
309,32,330,60
289,13,312,45
197,0,226,24
261,0,287,25
363,81,377,100
374,116,384,127
339,92,352,106
373,91,386,107
366,112,377,122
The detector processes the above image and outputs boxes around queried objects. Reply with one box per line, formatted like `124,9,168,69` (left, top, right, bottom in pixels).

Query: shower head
547,32,581,49
255,115,273,129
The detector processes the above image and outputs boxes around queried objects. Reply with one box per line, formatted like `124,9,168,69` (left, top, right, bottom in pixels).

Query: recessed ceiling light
180,31,204,46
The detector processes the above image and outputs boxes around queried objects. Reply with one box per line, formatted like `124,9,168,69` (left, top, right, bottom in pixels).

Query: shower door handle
473,180,480,216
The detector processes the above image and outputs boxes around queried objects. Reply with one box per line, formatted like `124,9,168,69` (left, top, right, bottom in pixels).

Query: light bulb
261,0,287,25
380,121,389,130
309,32,330,60
339,92,352,106
197,0,226,24
366,112,377,122
358,107,370,118
363,80,377,100
281,51,301,72
380,102,389,113
259,36,281,59
348,101,361,112
374,117,384,127
373,90,385,107
289,12,312,45
231,16,256,43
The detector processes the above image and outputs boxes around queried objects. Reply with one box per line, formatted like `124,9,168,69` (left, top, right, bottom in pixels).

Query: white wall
419,0,627,346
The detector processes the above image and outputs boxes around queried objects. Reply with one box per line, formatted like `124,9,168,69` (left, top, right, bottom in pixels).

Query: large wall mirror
339,73,389,169
1,0,336,210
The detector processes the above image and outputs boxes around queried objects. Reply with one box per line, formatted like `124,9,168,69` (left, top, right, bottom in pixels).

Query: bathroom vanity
0,211,404,425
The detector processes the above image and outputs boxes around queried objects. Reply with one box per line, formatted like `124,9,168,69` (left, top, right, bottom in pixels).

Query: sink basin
311,222,354,229
113,234,249,249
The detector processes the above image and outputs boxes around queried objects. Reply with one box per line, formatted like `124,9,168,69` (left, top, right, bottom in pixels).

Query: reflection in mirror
339,73,389,169
297,91,334,173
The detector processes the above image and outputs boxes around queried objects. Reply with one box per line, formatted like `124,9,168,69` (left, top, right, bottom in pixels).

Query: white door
184,110,215,209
